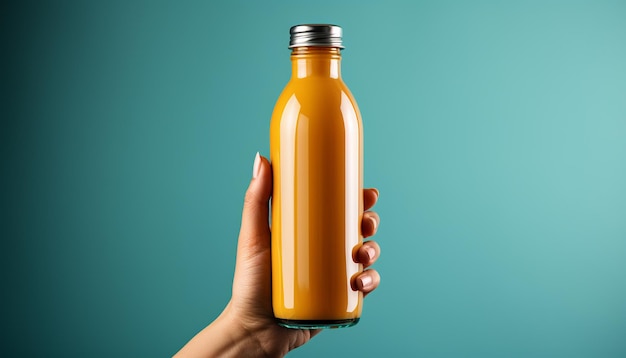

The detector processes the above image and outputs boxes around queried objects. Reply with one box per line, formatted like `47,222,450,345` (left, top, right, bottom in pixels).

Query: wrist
220,303,274,357
174,303,271,358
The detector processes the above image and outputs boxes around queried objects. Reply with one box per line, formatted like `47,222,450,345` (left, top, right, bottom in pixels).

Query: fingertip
361,212,380,238
355,241,380,267
371,188,379,198
240,153,273,250
245,153,272,205
354,270,380,294
252,153,271,178
363,188,380,210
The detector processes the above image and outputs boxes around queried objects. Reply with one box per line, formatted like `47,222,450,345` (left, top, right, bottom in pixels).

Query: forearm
174,306,269,358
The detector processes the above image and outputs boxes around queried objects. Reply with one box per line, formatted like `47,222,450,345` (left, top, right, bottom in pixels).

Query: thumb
238,152,272,253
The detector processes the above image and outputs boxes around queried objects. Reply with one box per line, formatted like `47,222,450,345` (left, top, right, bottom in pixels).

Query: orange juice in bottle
270,24,364,329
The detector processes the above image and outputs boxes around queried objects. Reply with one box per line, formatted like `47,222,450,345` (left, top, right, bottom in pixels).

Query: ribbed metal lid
289,24,344,49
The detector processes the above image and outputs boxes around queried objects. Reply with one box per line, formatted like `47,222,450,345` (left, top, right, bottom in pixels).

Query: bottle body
270,47,363,329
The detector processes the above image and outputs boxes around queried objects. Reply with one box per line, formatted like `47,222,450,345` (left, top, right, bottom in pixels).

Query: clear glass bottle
270,24,364,329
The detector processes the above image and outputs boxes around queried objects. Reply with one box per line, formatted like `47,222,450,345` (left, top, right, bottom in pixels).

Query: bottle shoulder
270,78,361,129
274,78,357,107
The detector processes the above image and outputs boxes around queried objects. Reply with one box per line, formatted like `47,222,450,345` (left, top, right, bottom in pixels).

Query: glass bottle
270,24,364,329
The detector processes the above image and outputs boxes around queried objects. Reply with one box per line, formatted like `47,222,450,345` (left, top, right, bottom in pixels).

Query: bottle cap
289,24,344,49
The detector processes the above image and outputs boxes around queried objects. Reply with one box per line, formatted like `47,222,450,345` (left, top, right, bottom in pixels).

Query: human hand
175,153,381,357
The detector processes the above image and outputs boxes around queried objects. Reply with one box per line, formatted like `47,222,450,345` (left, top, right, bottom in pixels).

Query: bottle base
276,318,359,330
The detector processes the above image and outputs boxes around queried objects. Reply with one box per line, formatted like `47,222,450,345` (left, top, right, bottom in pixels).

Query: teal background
2,0,625,356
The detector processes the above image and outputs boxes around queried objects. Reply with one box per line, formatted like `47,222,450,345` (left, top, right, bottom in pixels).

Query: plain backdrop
2,0,625,357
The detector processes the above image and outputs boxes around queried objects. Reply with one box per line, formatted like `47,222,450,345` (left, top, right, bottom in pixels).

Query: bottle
270,24,364,329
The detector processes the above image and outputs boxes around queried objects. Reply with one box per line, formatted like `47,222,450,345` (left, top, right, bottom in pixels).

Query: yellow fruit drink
270,24,364,329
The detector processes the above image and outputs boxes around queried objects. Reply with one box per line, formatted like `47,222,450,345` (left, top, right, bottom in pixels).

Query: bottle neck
290,47,342,79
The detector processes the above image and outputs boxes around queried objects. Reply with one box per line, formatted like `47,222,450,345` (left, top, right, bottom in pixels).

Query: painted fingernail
365,246,376,261
358,275,373,290
369,216,378,231
252,152,261,179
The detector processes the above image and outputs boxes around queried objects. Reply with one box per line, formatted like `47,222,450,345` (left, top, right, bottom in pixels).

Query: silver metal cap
289,24,344,49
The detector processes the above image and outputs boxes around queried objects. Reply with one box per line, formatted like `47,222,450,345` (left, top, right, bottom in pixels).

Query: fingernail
372,188,380,199
369,216,378,231
252,152,261,179
358,275,373,290
365,246,376,261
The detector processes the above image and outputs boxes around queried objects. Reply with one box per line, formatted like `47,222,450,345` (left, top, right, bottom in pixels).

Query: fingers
362,188,380,239
363,188,379,211
238,153,272,253
359,189,381,297
353,269,380,297
361,211,380,238
354,240,380,267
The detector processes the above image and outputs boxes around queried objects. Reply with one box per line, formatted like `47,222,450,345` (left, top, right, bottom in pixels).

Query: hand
175,153,381,357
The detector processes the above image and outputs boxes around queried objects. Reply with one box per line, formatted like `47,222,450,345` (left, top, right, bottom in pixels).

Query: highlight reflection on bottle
270,24,364,329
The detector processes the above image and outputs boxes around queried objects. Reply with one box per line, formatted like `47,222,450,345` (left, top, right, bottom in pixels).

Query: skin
175,154,381,357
